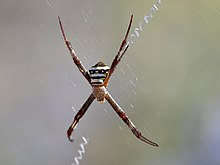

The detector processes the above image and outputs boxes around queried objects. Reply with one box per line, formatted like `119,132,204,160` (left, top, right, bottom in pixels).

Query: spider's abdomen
89,62,110,86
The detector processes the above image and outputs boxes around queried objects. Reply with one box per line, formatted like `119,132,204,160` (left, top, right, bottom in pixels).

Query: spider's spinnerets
89,62,110,85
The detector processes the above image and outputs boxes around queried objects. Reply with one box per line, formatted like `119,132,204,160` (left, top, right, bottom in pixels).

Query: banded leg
58,16,91,83
104,15,133,87
105,92,159,147
67,93,95,142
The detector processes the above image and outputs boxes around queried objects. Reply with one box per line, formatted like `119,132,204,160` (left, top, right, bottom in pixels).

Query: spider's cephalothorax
58,15,159,147
89,61,110,86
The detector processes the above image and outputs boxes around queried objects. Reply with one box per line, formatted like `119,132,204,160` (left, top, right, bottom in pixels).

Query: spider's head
89,62,110,86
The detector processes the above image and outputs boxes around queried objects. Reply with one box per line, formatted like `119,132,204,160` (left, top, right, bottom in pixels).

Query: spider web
71,136,89,165
69,1,163,165
72,0,162,165
128,0,162,45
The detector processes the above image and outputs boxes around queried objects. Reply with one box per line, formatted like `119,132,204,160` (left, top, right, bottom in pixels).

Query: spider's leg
104,15,133,87
105,92,159,147
67,93,95,142
58,16,91,83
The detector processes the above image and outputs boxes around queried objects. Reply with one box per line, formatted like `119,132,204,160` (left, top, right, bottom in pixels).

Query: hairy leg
105,92,159,147
58,16,91,83
104,15,133,87
67,93,95,142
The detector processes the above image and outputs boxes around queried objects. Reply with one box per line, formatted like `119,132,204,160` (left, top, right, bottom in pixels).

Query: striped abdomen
89,62,110,85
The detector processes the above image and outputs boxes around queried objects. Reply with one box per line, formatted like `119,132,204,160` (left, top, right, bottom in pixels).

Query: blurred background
1,0,220,164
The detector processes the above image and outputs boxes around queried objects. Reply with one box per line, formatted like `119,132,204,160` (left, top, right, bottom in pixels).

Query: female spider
58,15,159,147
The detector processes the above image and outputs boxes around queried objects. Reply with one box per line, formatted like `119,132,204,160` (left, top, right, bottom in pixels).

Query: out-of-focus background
1,0,220,164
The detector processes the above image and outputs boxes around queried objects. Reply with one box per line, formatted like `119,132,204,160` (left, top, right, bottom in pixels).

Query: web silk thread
71,1,162,164
72,137,89,165
128,0,162,44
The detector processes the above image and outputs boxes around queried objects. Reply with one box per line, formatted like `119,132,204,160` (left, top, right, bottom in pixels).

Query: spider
58,15,159,147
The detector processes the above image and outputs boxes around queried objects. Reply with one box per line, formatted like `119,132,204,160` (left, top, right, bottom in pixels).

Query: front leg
105,92,159,147
58,16,91,83
67,93,95,142
104,15,133,87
